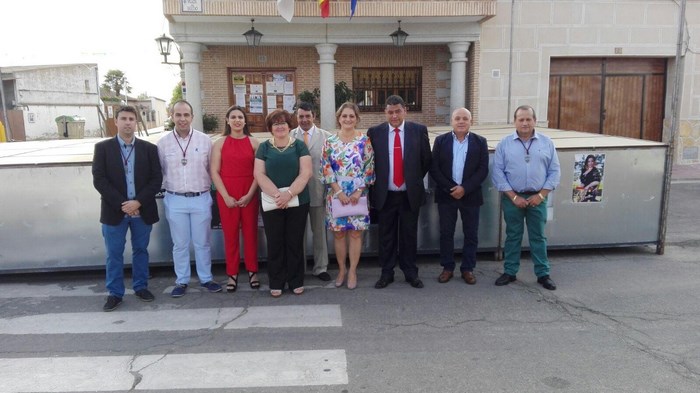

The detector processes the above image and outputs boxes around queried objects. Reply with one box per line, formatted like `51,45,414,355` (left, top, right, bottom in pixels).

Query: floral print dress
320,133,375,231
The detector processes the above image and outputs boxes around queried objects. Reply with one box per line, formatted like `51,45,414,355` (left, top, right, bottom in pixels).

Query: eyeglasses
272,122,288,127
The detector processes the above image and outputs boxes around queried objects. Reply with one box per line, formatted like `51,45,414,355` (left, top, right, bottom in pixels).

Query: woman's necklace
270,136,293,153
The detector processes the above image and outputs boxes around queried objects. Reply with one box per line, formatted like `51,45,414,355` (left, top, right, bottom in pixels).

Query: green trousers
502,193,551,278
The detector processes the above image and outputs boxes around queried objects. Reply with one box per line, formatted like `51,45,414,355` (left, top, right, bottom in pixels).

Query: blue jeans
102,216,153,298
502,193,550,278
163,192,213,285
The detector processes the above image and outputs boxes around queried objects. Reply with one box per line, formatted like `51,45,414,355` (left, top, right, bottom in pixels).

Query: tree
169,82,183,109
101,69,131,98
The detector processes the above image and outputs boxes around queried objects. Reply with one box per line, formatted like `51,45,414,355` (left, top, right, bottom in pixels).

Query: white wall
24,105,102,139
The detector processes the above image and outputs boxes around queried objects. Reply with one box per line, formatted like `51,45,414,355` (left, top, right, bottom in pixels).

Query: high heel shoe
248,272,260,289
347,271,357,290
335,272,346,288
226,275,238,292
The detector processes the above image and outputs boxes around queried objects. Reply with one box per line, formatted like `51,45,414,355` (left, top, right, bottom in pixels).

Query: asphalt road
1,181,699,392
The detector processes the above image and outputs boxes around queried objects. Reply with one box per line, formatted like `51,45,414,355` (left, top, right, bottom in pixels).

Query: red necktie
393,128,404,187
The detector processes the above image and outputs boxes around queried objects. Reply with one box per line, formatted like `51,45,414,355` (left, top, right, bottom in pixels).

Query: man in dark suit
367,95,432,289
430,108,489,285
92,106,162,311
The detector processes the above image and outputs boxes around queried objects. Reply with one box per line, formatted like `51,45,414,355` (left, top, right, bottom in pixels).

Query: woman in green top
254,109,312,297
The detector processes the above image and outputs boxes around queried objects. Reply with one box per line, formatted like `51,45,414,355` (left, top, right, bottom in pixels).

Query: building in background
161,0,700,164
0,64,102,140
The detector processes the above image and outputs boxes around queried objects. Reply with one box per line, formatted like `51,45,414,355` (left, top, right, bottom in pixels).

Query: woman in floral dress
320,102,375,289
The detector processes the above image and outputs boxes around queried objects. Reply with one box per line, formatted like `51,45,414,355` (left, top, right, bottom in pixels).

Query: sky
0,0,180,100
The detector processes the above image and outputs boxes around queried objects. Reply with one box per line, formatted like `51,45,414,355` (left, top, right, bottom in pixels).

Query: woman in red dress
211,106,260,291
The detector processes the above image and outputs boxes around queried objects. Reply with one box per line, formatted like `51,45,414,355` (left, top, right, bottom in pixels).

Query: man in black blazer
430,108,489,285
367,95,432,289
92,106,162,311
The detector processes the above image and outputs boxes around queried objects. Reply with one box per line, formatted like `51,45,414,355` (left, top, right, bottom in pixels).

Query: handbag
331,196,369,218
261,187,299,212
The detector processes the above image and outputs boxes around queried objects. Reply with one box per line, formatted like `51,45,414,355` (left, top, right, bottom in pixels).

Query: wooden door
228,69,296,134
548,58,666,142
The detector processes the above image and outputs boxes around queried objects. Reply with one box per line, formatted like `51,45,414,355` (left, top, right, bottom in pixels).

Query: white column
179,42,205,131
315,44,338,131
448,42,471,113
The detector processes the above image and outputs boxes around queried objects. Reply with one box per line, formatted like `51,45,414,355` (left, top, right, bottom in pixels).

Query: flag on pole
277,0,295,22
350,0,358,19
319,0,330,18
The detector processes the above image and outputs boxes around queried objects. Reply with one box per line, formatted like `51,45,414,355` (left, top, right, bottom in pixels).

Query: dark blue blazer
430,131,489,206
92,136,162,225
367,121,432,211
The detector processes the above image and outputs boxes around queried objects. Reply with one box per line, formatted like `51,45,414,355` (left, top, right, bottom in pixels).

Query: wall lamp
155,34,183,68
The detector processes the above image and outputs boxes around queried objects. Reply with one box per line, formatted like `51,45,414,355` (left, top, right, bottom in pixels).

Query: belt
166,190,207,197
516,191,537,196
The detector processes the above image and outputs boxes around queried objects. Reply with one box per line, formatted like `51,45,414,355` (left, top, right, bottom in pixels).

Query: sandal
248,272,260,289
293,286,304,295
270,289,282,298
226,275,238,292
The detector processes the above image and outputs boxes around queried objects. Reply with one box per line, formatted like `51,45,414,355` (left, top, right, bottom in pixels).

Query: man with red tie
367,95,432,289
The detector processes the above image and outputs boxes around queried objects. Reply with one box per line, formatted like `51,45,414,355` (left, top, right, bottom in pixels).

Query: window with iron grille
352,67,422,112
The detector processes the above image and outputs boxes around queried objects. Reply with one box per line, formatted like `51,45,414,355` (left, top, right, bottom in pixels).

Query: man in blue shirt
93,106,163,311
430,108,489,285
491,105,560,290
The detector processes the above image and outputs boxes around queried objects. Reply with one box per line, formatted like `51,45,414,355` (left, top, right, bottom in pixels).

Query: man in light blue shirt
491,105,560,290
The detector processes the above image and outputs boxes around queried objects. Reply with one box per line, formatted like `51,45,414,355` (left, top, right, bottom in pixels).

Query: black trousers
437,202,480,272
262,203,309,290
377,191,420,280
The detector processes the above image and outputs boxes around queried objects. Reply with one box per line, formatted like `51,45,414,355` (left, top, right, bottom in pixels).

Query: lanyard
120,143,134,167
173,130,193,165
517,138,534,162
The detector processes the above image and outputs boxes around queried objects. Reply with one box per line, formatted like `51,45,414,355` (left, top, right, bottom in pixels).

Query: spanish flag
319,0,329,18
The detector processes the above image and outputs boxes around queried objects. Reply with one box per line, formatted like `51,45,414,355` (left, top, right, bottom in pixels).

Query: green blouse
256,138,311,205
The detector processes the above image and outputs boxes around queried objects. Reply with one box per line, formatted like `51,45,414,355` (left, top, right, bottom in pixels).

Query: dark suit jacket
367,121,432,211
92,136,163,225
430,131,489,206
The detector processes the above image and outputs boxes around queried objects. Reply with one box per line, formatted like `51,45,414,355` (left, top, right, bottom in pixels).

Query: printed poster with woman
572,153,605,203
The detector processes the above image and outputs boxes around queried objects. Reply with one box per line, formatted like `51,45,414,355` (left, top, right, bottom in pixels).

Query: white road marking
0,350,348,392
0,305,342,334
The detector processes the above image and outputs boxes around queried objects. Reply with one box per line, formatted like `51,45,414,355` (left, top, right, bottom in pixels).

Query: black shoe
315,272,332,281
537,275,557,290
407,278,424,288
134,288,155,302
103,295,122,312
495,273,516,286
374,276,394,289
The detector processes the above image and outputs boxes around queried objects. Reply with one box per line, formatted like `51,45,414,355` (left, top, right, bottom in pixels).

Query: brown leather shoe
437,270,454,283
461,271,476,285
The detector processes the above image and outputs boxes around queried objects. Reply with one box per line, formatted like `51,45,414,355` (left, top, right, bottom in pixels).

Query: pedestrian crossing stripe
0,350,348,392
0,305,342,335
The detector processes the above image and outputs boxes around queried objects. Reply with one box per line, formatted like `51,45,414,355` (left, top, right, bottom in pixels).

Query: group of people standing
92,96,561,312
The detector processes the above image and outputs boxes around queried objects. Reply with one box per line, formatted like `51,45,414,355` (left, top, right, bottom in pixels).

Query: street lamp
155,34,182,67
390,20,409,47
243,19,263,47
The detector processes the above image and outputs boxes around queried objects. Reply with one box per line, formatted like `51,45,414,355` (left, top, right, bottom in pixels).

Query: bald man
429,108,489,284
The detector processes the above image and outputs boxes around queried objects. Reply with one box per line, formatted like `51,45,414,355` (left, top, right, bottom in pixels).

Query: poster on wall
572,153,606,203
283,95,296,112
233,85,246,96
232,74,245,85
267,95,277,110
250,84,263,94
284,81,294,95
266,81,284,94
249,94,263,113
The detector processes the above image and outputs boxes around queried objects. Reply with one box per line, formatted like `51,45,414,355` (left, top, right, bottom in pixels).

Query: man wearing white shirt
158,100,222,297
